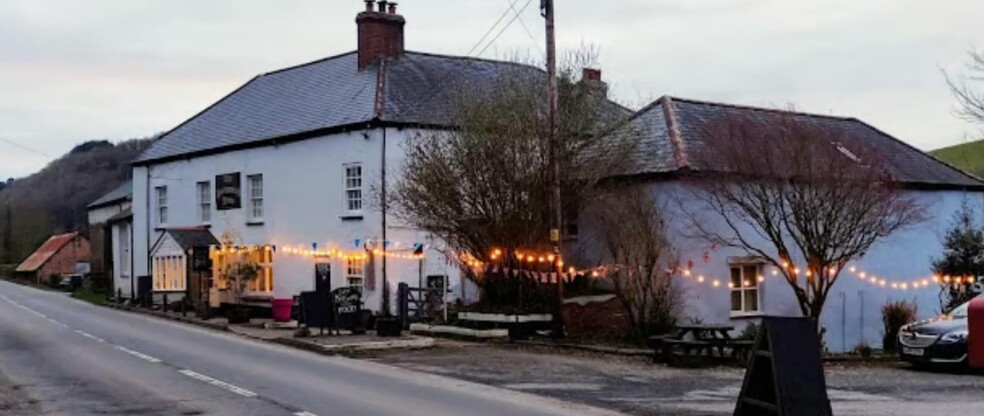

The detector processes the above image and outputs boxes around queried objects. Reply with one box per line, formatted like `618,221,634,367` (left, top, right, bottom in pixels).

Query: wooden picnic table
650,323,755,366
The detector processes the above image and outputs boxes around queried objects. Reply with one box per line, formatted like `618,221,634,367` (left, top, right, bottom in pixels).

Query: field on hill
931,140,984,177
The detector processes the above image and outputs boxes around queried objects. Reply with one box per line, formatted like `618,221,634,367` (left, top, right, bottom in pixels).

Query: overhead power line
0,137,51,158
476,0,536,58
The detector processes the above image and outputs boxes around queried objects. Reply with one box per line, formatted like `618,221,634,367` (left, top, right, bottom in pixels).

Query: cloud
1,0,982,178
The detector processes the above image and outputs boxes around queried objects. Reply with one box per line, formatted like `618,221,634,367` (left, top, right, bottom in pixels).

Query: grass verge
71,288,106,306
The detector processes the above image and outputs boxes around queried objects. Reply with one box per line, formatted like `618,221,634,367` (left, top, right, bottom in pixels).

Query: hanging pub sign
215,172,242,210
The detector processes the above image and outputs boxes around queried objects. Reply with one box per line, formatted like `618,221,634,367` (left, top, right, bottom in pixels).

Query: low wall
562,294,631,340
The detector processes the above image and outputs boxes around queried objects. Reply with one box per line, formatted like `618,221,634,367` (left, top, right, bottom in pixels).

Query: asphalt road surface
0,280,624,416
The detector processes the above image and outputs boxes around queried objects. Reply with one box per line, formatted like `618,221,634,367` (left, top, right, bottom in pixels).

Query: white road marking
503,383,605,391
178,369,257,398
114,346,162,363
294,412,319,416
73,329,106,343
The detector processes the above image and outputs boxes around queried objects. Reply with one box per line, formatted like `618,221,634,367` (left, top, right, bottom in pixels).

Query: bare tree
391,52,633,266
946,50,984,128
685,112,926,324
588,188,681,339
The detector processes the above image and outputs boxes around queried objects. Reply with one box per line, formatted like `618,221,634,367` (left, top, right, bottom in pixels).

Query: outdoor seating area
650,323,756,367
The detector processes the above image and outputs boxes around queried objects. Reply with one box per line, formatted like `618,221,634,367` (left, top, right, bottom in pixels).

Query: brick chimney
581,68,608,97
357,0,405,70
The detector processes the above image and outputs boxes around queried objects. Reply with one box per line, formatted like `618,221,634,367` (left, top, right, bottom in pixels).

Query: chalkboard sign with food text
215,173,242,210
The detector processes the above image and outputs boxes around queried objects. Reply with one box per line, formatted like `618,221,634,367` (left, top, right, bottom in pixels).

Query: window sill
730,312,766,319
199,223,212,228
340,215,364,222
245,220,265,227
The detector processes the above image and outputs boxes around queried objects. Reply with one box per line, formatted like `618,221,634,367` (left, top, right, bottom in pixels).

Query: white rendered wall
131,128,463,313
572,180,984,352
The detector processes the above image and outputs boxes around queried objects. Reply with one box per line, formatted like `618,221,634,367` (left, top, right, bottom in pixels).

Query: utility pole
542,0,564,332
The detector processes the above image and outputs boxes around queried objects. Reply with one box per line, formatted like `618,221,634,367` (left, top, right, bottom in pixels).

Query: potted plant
223,260,261,324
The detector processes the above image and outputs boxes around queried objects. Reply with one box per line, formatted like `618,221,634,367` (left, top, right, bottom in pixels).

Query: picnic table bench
650,324,755,366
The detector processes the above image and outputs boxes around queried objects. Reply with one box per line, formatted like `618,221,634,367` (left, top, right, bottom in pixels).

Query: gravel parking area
366,341,984,415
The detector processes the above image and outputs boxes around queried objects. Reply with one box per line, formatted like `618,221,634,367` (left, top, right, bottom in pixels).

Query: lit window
197,181,212,224
243,247,273,293
346,257,365,288
345,164,362,212
247,174,263,221
730,264,761,315
152,255,186,291
155,186,168,226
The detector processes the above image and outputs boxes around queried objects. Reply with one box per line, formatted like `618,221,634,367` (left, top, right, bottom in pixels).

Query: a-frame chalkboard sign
734,317,832,416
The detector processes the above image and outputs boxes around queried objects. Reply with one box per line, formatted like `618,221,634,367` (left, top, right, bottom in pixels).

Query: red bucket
272,298,293,323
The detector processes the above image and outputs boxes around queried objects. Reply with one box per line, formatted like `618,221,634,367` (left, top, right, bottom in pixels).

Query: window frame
246,174,264,222
155,186,168,227
344,164,363,213
152,254,186,292
729,262,763,316
346,257,366,288
197,181,212,224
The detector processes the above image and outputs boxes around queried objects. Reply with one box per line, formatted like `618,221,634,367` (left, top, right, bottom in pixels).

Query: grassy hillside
0,138,154,264
931,140,984,178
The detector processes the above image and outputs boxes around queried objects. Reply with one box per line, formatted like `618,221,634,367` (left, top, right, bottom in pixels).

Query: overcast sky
1,0,982,179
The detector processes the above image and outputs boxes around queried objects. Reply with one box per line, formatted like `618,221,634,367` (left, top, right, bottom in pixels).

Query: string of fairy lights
208,240,426,262
469,247,972,293
208,242,973,293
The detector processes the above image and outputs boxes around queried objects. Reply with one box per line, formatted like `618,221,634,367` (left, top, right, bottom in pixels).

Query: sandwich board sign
734,317,832,416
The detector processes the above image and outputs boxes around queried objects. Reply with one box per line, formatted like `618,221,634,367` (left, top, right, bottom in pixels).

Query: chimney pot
581,68,608,97
356,1,405,70
582,68,602,82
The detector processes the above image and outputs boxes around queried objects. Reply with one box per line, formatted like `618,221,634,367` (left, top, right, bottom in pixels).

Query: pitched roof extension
607,96,984,190
134,51,552,165
87,180,133,209
16,232,82,273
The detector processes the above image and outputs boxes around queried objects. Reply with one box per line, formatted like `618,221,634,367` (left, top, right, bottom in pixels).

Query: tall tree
685,112,926,325
946,49,984,129
588,188,681,339
931,201,984,313
391,53,633,266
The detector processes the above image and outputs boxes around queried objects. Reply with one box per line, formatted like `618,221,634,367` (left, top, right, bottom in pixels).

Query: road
0,280,624,416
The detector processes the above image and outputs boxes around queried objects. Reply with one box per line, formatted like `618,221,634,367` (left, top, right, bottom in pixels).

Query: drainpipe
146,166,152,299
129,221,135,299
381,126,389,316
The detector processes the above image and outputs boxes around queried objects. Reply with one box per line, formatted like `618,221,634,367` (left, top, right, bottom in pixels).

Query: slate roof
87,180,132,209
16,232,82,272
164,227,219,251
134,51,566,165
107,208,133,224
607,96,984,189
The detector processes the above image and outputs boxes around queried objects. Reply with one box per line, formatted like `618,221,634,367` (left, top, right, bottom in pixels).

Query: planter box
457,312,554,323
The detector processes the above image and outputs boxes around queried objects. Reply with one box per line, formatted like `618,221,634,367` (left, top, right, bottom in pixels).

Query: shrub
853,342,873,359
881,299,918,353
737,323,759,341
